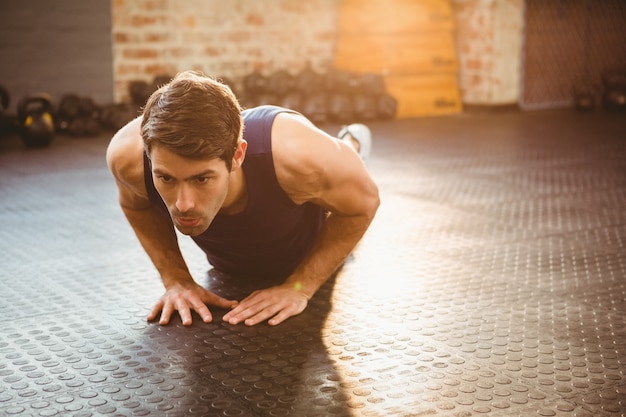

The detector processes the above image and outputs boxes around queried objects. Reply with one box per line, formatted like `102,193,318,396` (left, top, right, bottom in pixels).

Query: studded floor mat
0,109,624,416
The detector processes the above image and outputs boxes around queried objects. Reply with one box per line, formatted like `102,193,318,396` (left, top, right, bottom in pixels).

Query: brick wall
452,0,524,105
112,0,525,107
0,1,525,112
111,0,339,103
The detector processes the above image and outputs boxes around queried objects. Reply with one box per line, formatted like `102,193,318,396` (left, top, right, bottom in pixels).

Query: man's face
150,145,231,236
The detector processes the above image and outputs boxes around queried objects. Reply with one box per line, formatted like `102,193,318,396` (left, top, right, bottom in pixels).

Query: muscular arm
106,118,237,325
280,121,379,300
223,113,380,326
118,191,193,292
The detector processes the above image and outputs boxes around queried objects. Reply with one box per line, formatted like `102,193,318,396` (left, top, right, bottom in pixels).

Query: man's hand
222,284,309,326
148,281,238,326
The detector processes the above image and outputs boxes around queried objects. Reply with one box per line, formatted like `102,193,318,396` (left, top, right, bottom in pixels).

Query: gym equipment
243,70,268,96
377,94,398,120
152,74,172,90
301,93,328,125
128,80,154,106
0,85,9,118
218,76,240,97
279,92,303,113
603,88,626,111
78,96,98,117
602,70,626,112
324,69,357,94
294,65,324,94
328,93,354,124
239,66,398,121
57,94,101,137
573,85,597,112
359,73,386,96
17,93,55,148
352,94,378,121
57,93,81,134
267,69,295,97
66,115,101,137
58,93,82,120
99,103,138,131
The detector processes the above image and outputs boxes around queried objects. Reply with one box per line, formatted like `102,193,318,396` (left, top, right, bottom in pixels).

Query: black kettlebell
17,93,55,148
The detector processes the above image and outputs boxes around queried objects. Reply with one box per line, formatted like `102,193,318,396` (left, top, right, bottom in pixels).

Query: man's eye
196,177,209,184
158,175,173,183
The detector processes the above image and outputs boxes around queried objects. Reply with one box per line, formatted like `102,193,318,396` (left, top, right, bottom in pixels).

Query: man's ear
231,140,247,171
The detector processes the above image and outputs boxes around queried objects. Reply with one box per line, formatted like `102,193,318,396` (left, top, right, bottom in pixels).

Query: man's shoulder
271,111,327,161
106,117,146,194
270,112,335,204
243,106,301,138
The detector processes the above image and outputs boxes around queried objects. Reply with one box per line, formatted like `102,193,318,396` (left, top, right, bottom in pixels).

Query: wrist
286,279,314,300
162,273,195,290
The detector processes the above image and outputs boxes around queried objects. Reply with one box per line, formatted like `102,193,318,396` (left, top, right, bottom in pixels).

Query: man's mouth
175,217,200,228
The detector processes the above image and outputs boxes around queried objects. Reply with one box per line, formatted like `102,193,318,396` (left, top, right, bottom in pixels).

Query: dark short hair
141,71,243,170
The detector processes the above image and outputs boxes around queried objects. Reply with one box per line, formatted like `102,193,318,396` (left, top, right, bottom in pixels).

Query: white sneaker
338,123,372,165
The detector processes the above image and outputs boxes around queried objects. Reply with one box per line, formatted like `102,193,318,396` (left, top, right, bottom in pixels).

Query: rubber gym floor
0,108,624,417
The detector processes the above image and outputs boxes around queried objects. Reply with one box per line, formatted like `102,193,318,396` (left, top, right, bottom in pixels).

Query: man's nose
175,185,195,212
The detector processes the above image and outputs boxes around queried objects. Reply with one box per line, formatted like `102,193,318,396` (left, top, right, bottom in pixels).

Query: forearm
284,212,373,298
122,205,194,288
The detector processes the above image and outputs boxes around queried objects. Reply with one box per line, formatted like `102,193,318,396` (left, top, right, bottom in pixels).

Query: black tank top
143,105,326,280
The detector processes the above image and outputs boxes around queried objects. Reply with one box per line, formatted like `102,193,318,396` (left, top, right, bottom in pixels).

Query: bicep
313,148,379,218
116,179,152,211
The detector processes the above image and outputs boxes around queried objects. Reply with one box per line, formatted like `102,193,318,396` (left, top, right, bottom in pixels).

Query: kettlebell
0,85,9,118
601,70,626,112
17,93,55,148
573,84,597,112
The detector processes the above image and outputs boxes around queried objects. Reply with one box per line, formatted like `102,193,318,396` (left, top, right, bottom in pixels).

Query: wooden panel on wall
335,0,461,118
334,35,387,74
335,32,458,75
386,74,462,117
337,0,455,34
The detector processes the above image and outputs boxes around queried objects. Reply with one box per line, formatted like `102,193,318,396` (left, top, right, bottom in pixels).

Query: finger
177,302,193,326
147,299,165,321
223,294,265,324
225,304,262,325
245,305,282,326
159,301,174,326
266,295,308,326
223,302,271,324
268,310,294,326
190,300,213,324
240,297,281,326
